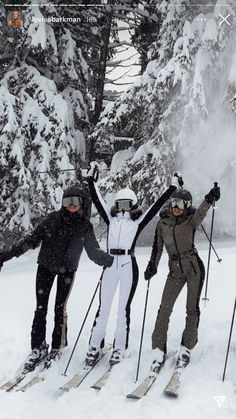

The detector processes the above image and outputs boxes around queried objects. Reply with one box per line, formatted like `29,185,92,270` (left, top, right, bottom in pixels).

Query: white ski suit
88,178,176,351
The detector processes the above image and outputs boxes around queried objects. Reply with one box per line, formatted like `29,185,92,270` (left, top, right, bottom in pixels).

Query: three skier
0,168,221,386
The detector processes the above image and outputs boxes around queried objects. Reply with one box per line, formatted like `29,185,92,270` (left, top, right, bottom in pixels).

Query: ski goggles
62,196,83,207
115,200,133,211
171,198,191,210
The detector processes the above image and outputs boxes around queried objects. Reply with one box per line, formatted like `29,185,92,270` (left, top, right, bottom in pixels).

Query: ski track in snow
0,242,235,419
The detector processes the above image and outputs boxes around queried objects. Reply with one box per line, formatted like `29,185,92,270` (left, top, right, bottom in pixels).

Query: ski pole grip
214,182,218,188
174,173,184,187
93,166,99,182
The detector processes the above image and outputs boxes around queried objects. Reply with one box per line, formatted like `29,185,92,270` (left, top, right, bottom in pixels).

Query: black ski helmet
62,183,91,214
171,189,192,209
63,184,85,199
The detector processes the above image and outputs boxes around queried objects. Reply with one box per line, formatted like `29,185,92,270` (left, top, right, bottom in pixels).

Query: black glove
110,205,119,217
104,255,114,268
87,162,99,182
144,261,157,280
205,186,221,205
130,207,143,221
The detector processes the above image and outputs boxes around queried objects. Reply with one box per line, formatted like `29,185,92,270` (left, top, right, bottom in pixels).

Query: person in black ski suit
0,183,113,372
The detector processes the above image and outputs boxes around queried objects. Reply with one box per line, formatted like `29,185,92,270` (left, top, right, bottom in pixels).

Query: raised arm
138,184,177,232
190,185,221,229
87,177,111,225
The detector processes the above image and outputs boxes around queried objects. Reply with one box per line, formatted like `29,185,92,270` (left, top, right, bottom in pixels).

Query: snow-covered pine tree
89,0,204,204
89,0,236,237
0,1,89,244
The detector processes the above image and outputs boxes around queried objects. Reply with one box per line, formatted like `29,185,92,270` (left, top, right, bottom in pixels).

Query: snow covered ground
0,240,235,419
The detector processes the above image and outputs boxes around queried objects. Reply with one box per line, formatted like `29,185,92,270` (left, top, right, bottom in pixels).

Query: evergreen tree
0,1,89,243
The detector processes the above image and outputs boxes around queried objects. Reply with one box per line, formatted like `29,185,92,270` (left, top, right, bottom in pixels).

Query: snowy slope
0,241,235,419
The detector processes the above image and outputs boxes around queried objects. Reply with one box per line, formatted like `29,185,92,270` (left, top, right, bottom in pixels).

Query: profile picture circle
7,10,23,29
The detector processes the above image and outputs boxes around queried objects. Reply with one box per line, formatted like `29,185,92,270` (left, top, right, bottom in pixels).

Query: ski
20,375,45,392
0,372,27,392
164,372,181,397
59,345,111,392
91,368,112,390
19,352,62,391
164,355,189,397
126,351,176,400
126,371,159,400
0,358,52,391
0,357,48,392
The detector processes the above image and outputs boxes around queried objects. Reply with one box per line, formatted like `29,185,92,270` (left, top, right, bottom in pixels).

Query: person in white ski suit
85,164,177,367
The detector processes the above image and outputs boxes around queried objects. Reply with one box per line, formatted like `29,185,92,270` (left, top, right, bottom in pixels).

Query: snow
0,241,236,419
202,19,218,42
228,52,236,85
110,147,135,173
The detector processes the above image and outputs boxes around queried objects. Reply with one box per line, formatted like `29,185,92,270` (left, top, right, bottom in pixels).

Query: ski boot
23,341,49,373
109,349,124,368
176,345,191,373
164,346,191,397
84,346,101,368
43,348,62,369
150,348,165,374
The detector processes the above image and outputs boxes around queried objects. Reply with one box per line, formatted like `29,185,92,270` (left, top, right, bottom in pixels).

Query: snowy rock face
91,1,236,237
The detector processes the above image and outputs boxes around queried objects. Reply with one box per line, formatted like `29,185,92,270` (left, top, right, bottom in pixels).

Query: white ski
126,372,159,400
0,373,27,392
18,354,58,391
164,372,181,397
91,369,111,390
0,357,47,392
60,345,111,392
126,351,175,400
20,375,45,392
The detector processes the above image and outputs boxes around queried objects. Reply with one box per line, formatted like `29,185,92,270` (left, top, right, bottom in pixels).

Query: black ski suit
0,207,113,349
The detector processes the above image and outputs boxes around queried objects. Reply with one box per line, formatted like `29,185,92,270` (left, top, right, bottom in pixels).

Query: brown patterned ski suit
150,199,211,352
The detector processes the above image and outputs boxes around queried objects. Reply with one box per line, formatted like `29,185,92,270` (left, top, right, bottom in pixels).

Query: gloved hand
171,173,183,189
87,161,99,182
144,261,157,280
205,185,221,205
110,205,119,217
104,255,114,268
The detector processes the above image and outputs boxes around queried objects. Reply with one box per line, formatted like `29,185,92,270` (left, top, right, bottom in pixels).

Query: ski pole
135,279,151,383
202,182,218,305
222,297,236,382
200,224,222,262
63,278,101,376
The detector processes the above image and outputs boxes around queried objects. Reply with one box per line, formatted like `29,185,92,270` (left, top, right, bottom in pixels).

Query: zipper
173,218,184,273
121,261,132,267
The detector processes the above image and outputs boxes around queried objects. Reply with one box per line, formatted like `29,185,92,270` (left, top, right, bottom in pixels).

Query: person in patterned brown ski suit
144,185,220,372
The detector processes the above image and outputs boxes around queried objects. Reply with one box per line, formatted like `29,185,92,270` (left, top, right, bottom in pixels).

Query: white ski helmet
115,188,137,207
